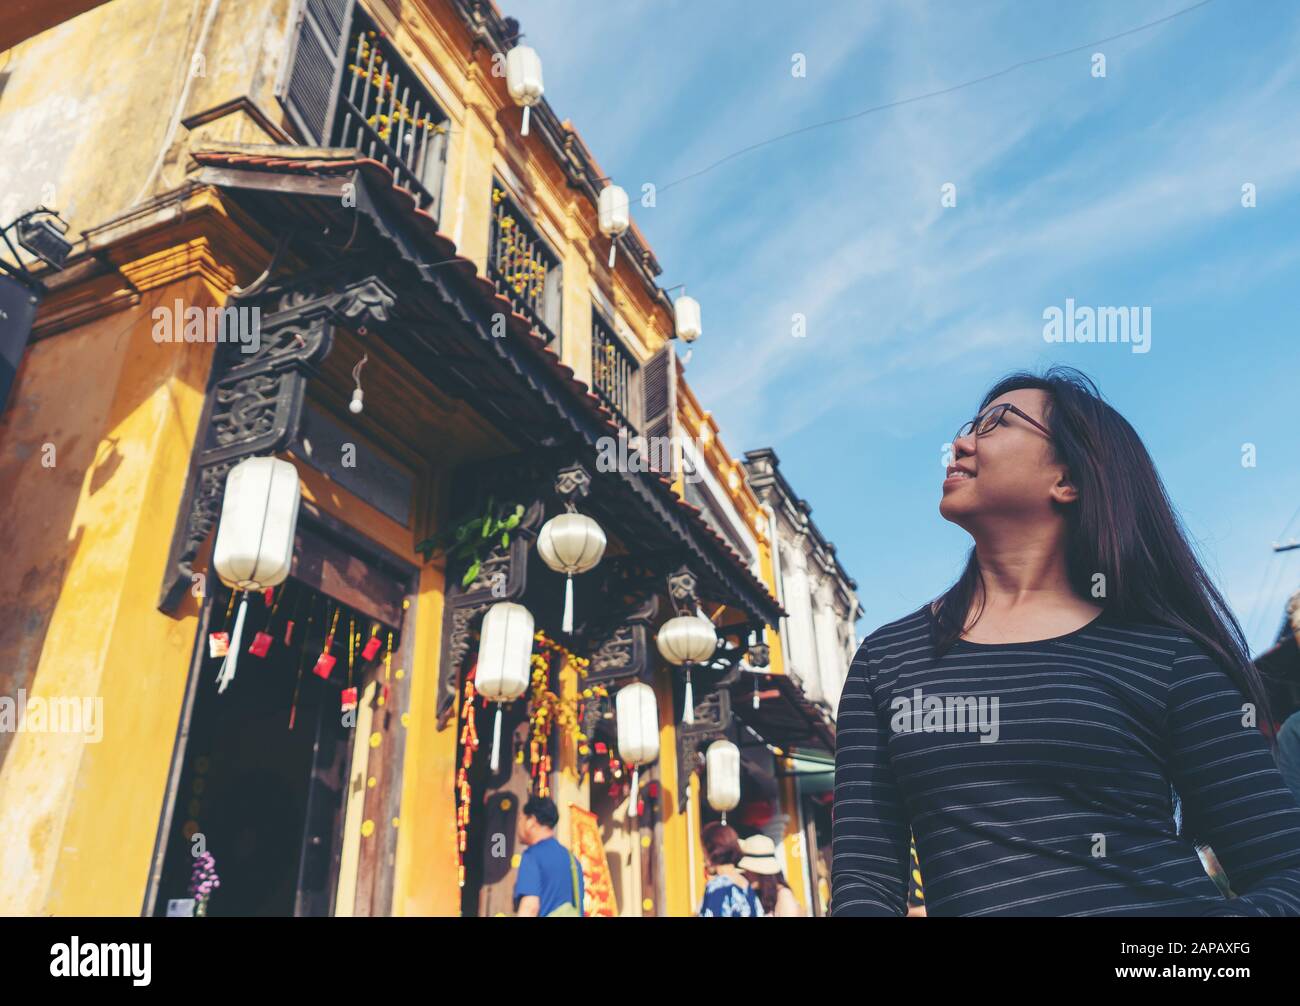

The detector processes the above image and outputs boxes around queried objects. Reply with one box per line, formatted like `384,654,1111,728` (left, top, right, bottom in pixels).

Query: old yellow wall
0,273,214,914
391,560,461,916
0,0,293,243
777,763,811,912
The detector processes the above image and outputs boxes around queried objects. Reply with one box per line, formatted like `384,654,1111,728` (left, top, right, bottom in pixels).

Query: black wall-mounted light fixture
15,209,72,270
0,205,74,414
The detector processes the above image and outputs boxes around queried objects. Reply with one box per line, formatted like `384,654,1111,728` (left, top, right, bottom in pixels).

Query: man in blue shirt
514,795,584,917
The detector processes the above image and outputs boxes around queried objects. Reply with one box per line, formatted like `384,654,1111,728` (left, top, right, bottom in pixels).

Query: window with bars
591,311,638,429
334,15,449,216
280,1,449,221
489,183,563,346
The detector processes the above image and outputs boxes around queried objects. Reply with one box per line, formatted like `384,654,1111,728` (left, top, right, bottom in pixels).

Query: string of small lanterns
500,42,705,341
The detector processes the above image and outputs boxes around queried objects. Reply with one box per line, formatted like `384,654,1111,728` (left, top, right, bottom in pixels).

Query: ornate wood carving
157,273,397,613
666,564,700,616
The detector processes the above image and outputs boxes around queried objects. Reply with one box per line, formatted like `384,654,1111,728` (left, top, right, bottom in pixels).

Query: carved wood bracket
157,273,397,613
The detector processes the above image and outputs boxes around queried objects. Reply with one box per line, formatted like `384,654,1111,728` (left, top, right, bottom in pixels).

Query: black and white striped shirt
832,605,1300,916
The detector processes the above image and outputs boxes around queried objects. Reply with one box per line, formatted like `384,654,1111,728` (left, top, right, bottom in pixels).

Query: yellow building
0,0,845,917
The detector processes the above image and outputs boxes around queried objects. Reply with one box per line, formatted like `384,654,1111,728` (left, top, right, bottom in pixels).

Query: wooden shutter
639,345,676,474
280,0,355,144
542,262,563,346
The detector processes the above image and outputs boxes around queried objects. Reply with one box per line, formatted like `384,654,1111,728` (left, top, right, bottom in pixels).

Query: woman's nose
953,431,977,457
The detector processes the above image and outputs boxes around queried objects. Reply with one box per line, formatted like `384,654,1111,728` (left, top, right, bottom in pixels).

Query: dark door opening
154,578,401,917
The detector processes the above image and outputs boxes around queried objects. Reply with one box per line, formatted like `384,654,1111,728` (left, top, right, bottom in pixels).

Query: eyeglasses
955,402,1052,443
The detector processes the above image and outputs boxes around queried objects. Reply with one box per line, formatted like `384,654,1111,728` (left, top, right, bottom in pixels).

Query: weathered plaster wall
0,0,293,240
0,275,213,914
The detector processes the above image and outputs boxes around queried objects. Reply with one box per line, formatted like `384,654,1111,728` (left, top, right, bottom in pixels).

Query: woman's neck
963,520,1102,641
973,523,1075,605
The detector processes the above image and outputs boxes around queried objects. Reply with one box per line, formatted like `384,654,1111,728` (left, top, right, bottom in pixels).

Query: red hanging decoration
208,632,230,659
341,686,358,712
249,631,273,658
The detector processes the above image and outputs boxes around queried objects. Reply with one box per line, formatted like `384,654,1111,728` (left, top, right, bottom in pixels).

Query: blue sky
506,0,1300,655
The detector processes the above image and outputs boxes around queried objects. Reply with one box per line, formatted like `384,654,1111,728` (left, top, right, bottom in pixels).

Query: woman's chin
938,495,976,525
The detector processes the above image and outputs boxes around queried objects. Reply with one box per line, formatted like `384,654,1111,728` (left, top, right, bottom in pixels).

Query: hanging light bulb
211,457,301,693
349,353,368,414
536,509,606,634
656,613,717,724
505,45,544,136
475,602,534,772
597,184,630,269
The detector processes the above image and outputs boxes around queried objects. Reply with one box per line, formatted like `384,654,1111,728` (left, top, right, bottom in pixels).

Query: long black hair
933,366,1275,744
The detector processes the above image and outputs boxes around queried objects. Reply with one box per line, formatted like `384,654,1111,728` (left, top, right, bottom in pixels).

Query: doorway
152,577,403,917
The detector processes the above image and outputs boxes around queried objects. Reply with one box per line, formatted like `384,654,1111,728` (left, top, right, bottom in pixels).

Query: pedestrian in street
698,822,763,916
1277,711,1300,805
738,834,802,916
513,795,584,917
833,366,1300,916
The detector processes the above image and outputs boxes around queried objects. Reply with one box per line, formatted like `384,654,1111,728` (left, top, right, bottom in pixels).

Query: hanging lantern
475,602,535,773
505,45,544,136
597,184,630,269
656,613,717,725
211,456,301,693
616,682,659,821
674,294,702,343
705,738,741,826
537,511,606,635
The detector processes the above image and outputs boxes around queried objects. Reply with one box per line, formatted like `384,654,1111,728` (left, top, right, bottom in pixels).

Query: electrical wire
659,0,1218,193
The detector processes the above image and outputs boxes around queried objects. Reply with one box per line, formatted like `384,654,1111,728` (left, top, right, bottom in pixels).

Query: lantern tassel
490,704,503,774
521,105,531,136
629,765,639,820
607,242,617,269
563,574,575,635
217,594,249,694
683,667,694,725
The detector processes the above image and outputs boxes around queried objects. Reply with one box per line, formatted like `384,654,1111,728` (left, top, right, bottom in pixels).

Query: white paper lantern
656,614,718,665
656,613,717,725
674,295,702,343
213,456,300,591
537,511,606,635
211,456,301,693
706,738,741,825
616,682,660,820
598,184,630,268
505,45,544,136
476,601,535,772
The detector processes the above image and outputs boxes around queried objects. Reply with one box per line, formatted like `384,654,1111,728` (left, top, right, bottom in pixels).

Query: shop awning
731,671,836,757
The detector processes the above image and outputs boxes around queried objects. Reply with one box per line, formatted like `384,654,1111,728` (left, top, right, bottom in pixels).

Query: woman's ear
1050,469,1079,505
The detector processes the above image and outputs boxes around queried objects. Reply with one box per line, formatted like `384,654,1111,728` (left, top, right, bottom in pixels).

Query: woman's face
939,388,1073,529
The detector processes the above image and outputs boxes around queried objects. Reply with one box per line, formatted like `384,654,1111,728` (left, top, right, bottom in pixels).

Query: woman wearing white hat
738,834,802,917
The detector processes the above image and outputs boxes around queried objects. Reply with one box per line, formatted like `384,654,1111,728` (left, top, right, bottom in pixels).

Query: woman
738,834,802,916
832,367,1300,917
698,822,763,917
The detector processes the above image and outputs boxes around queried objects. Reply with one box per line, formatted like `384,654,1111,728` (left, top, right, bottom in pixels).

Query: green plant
416,497,524,588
